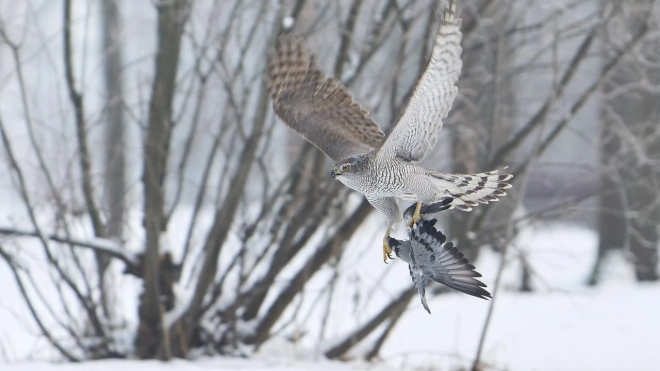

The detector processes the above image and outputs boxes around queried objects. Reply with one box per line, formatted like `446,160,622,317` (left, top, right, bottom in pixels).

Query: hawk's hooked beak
331,166,339,179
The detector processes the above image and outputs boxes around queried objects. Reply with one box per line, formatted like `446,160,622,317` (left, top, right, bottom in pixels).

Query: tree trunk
591,117,625,284
99,0,126,320
595,0,659,284
136,0,188,359
101,0,126,242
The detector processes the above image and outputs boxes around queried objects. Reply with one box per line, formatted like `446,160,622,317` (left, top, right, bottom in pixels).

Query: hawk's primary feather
265,35,385,161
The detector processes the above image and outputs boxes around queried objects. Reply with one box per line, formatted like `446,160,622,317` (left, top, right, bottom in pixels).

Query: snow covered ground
1,358,357,371
1,222,659,370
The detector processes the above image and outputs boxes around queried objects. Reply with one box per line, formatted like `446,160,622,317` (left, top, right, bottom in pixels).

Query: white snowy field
0,358,356,371
1,219,659,371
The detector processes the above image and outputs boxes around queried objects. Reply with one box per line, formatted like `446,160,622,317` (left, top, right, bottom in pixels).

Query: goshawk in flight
392,200,491,313
266,0,512,262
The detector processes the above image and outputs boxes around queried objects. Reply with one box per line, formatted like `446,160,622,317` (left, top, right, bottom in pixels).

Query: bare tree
0,0,657,365
101,0,127,243
593,0,659,284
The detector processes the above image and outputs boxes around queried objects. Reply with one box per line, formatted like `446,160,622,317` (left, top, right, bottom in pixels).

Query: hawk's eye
342,165,350,171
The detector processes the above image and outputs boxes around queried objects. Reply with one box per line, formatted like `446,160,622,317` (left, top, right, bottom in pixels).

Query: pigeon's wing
426,241,491,299
392,215,490,314
390,238,412,264
411,219,491,299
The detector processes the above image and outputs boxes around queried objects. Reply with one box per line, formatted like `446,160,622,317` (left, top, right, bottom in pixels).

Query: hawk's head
330,154,368,185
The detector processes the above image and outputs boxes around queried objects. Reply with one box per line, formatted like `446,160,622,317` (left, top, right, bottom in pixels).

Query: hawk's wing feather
265,35,385,161
377,0,462,162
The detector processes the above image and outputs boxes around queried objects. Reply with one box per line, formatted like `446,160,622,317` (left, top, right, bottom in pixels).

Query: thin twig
0,247,80,362
0,226,137,269
63,0,105,237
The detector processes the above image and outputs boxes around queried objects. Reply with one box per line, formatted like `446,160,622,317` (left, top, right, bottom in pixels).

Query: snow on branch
0,226,138,269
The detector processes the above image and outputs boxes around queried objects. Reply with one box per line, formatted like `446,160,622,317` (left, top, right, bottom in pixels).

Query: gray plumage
266,0,512,260
389,218,491,314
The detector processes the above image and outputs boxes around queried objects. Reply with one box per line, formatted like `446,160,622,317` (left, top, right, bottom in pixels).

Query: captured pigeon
381,197,455,260
388,211,491,314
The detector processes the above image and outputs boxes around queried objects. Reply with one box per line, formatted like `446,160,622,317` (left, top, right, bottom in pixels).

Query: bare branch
63,0,104,237
513,8,652,179
324,287,415,359
247,201,374,347
0,226,137,269
0,246,80,362
489,6,607,167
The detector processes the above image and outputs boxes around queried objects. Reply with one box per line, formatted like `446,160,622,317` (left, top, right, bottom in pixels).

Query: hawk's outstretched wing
265,35,385,161
377,0,462,162
391,217,490,314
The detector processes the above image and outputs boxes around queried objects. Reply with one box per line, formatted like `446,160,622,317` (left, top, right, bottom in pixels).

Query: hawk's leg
407,201,423,228
366,196,401,263
382,225,393,262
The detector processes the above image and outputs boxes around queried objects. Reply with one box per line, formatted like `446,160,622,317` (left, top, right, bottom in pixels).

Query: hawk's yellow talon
407,201,423,228
382,225,393,263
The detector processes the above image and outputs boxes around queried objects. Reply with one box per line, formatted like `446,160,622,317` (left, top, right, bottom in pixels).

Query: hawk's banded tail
429,168,512,211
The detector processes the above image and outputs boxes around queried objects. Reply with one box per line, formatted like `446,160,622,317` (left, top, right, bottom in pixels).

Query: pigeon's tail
413,273,431,314
389,238,432,314
428,167,512,211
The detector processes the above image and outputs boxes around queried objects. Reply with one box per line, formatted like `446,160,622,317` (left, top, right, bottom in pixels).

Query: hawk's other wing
377,0,462,162
266,36,385,162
